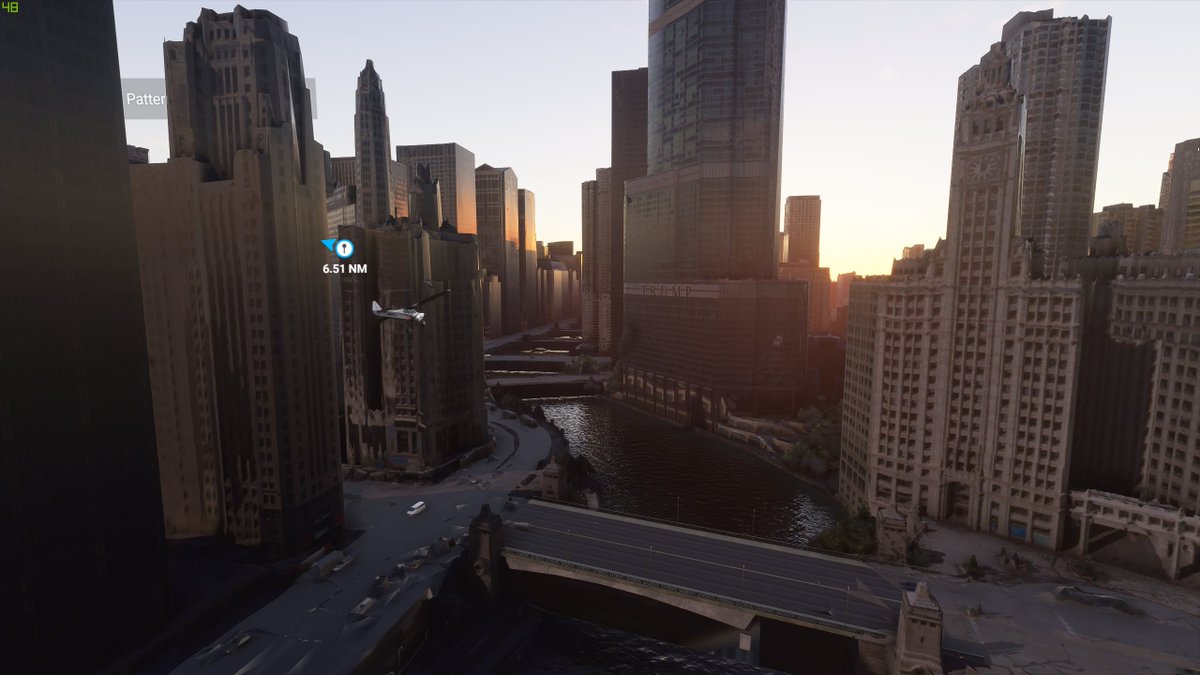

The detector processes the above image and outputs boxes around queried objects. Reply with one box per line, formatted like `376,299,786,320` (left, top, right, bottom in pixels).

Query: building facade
784,195,821,266
517,188,539,327
999,10,1110,273
842,18,1110,552
622,0,803,421
354,59,392,227
475,164,521,335
1091,202,1163,255
396,142,477,234
339,222,488,473
134,7,342,555
1160,138,1200,253
0,2,169,669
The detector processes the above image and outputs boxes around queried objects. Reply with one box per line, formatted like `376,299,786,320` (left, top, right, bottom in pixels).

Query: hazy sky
115,1,1199,277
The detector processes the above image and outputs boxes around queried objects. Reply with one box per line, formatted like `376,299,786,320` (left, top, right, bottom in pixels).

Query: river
510,396,837,673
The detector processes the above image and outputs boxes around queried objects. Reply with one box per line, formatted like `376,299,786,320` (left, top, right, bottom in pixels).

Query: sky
114,0,1200,278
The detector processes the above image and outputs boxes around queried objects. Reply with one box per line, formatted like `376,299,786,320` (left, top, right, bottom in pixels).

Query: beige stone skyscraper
133,7,341,555
842,34,1095,549
784,196,821,267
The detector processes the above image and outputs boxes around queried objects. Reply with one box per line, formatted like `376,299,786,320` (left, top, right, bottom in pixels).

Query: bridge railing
502,547,891,640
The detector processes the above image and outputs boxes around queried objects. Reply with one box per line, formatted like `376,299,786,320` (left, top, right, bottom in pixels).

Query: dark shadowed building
0,2,168,670
339,221,488,472
132,6,342,555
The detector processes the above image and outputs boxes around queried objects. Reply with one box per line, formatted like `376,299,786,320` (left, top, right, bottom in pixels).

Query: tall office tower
610,67,649,350
517,188,539,327
339,221,488,472
841,30,1101,550
133,7,342,554
0,2,169,670
776,231,789,263
581,177,600,343
622,0,805,423
1091,203,1163,255
354,60,392,226
581,169,614,351
397,143,477,234
784,196,821,266
1160,139,1200,253
998,10,1110,274
475,164,521,335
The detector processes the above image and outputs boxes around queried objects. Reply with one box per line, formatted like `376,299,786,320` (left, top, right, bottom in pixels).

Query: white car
406,501,426,517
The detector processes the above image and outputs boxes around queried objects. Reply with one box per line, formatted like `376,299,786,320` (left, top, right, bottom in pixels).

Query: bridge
470,499,940,673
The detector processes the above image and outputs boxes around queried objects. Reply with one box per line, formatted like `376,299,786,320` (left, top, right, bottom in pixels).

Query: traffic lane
509,503,900,603
509,502,896,598
505,529,895,631
505,522,896,631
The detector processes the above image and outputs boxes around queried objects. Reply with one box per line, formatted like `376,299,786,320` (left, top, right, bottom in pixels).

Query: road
171,407,555,675
503,499,902,635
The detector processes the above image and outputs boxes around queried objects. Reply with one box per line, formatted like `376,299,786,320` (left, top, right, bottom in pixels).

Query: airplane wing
407,289,452,310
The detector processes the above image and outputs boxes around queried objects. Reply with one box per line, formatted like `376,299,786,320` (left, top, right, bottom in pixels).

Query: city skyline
114,1,1200,277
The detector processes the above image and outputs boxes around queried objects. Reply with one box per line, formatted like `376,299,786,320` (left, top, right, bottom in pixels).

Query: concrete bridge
469,500,946,674
484,353,611,373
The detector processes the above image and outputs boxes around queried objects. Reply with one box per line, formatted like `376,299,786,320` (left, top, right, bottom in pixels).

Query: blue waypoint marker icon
321,238,355,259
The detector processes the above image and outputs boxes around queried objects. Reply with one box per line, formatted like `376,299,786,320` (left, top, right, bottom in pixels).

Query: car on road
406,501,426,517
333,555,354,572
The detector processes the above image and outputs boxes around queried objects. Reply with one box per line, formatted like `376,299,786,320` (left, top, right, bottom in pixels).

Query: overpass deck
502,500,901,637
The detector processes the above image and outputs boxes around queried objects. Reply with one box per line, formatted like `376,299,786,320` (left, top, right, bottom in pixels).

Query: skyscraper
1160,138,1200,253
133,6,342,554
581,169,614,351
355,60,393,226
784,195,821,266
517,188,539,327
841,13,1109,550
999,10,1111,273
476,164,521,335
339,221,488,473
397,143,477,233
609,67,649,350
0,2,168,670
621,0,805,423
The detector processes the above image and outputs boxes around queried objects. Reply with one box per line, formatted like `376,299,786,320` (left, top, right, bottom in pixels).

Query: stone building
133,6,342,554
339,221,488,473
842,38,1091,549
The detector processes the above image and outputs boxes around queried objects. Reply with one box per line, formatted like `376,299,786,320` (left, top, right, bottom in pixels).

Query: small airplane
370,289,451,326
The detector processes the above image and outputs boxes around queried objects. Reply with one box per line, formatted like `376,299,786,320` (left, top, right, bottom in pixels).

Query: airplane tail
371,301,383,313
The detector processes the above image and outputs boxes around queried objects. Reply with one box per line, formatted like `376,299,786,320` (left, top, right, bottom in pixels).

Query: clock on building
966,154,1001,182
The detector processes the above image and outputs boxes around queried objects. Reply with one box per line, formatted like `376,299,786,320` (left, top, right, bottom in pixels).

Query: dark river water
511,396,836,673
536,396,834,544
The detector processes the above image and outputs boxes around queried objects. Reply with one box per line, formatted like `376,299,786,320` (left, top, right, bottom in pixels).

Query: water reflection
538,397,834,545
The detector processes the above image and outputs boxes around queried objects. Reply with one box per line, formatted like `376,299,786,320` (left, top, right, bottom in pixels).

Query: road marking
1056,612,1077,636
